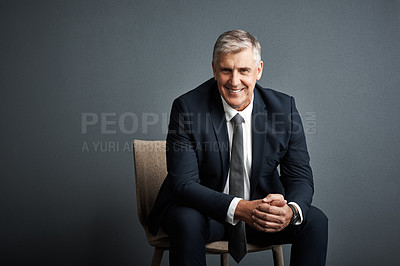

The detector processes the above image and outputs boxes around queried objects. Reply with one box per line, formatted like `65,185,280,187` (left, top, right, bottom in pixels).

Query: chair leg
272,245,284,266
151,247,164,266
220,253,229,266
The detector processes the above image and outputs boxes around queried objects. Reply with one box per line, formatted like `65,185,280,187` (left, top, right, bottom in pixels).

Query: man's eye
240,69,250,73
221,69,231,73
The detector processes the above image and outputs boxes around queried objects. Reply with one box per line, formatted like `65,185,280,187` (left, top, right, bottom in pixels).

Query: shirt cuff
225,197,242,225
288,202,303,225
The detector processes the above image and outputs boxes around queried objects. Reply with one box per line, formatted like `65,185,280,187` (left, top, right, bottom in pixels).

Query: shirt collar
220,94,254,124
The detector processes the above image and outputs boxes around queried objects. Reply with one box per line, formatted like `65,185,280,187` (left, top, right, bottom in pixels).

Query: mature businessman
148,30,328,265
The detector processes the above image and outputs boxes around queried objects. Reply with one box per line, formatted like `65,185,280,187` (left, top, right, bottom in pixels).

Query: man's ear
256,61,263,80
212,61,217,80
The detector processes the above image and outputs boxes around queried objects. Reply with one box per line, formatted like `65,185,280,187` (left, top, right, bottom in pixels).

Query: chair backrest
133,140,168,243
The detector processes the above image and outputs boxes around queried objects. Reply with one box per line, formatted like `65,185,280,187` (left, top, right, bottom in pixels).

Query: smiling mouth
226,87,244,93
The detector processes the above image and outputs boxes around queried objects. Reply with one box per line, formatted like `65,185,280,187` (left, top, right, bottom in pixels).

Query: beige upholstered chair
133,139,284,266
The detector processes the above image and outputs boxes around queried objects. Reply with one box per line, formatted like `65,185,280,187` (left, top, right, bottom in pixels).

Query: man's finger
262,194,284,203
262,194,286,207
267,200,287,207
256,203,285,216
255,202,271,213
252,219,284,233
252,210,284,224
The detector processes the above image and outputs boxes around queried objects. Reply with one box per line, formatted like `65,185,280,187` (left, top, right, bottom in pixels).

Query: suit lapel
209,88,230,189
250,88,268,196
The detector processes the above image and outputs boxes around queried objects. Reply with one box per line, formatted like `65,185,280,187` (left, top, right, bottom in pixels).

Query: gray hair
212,30,262,65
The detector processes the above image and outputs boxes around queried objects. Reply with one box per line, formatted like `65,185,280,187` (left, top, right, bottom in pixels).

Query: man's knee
305,206,328,235
162,205,209,239
310,206,328,225
176,208,207,232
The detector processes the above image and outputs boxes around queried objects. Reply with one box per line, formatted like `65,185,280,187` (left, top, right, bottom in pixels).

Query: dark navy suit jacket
148,78,314,236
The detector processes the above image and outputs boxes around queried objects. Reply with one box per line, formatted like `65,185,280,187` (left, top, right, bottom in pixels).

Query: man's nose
230,72,241,87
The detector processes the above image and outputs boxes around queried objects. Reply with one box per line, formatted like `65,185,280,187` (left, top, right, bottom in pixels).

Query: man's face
212,48,263,111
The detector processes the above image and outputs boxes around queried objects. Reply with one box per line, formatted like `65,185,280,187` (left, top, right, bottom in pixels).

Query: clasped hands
234,194,293,233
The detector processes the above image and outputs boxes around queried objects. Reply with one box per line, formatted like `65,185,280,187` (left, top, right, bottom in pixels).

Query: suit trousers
161,204,328,266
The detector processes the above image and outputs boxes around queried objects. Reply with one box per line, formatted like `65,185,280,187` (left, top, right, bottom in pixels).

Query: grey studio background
1,0,399,265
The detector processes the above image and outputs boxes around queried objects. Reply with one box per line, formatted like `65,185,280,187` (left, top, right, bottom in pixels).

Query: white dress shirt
221,95,303,225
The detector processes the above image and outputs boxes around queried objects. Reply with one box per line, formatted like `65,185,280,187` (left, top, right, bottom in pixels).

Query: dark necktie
228,113,247,263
